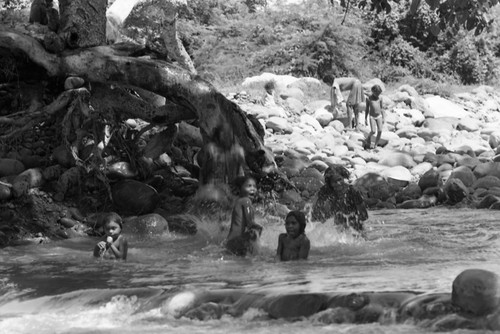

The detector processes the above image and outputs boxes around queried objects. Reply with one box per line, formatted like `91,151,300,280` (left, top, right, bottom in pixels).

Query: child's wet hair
324,165,350,185
371,84,382,95
233,175,256,193
103,212,123,229
286,210,307,234
264,80,276,92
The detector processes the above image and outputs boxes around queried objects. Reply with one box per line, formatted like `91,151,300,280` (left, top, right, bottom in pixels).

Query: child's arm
298,237,311,260
241,198,262,233
365,97,370,124
108,236,128,260
275,234,284,261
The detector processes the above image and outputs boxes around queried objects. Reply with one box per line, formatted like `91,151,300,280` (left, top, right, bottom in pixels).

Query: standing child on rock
365,84,385,149
93,212,128,260
276,210,310,261
225,176,263,256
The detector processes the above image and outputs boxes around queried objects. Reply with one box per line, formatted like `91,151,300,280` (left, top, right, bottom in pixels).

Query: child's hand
97,241,106,249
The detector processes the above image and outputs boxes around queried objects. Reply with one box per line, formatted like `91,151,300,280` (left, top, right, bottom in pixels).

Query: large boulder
425,96,469,118
418,168,440,191
444,178,469,204
112,180,161,215
449,166,476,188
124,213,169,236
472,175,500,190
355,173,394,201
0,158,25,177
452,269,500,316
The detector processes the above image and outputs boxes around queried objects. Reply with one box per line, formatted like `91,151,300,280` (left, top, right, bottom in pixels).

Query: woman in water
312,165,368,234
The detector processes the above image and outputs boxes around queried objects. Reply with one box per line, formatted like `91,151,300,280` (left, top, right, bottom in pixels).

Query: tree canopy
342,0,499,35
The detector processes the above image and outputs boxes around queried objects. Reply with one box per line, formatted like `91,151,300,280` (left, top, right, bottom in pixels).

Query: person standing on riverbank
331,77,365,129
364,84,385,150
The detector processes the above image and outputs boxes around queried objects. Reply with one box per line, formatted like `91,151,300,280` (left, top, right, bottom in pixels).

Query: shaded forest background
2,0,500,92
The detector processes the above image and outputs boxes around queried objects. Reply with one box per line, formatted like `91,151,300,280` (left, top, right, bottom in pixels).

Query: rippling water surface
1,207,500,334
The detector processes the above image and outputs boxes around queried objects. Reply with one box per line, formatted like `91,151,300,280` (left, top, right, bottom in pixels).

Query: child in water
276,210,310,261
312,165,368,234
93,212,128,260
225,176,263,256
365,84,385,149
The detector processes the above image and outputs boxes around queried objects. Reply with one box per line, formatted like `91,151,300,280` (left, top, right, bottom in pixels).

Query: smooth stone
449,166,476,188
472,175,500,190
0,158,25,177
444,178,469,204
112,180,160,215
452,269,500,316
124,213,169,236
418,168,440,191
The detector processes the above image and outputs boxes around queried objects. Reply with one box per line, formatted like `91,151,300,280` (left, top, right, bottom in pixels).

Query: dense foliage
3,0,500,86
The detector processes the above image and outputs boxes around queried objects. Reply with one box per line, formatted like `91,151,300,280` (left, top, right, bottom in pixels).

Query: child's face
285,216,301,238
329,173,344,188
372,89,381,98
105,221,121,238
240,178,257,199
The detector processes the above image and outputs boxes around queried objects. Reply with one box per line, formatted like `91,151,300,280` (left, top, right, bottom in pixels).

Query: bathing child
312,165,368,234
276,210,310,261
93,212,128,260
225,176,263,256
364,84,385,149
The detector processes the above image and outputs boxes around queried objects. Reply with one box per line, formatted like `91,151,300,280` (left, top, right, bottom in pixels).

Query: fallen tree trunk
0,28,276,173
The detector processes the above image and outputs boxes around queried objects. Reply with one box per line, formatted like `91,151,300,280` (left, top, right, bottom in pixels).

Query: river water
1,207,499,334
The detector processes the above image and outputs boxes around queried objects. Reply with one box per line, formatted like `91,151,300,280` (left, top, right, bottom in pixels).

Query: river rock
426,96,469,118
456,156,480,169
0,182,11,200
444,178,469,204
290,176,323,193
396,183,422,202
473,162,500,179
379,152,416,169
112,180,160,215
381,166,413,186
64,76,85,90
418,168,440,191
0,158,25,177
124,213,169,235
476,194,500,209
264,293,328,319
410,162,433,177
280,189,302,206
355,173,394,201
449,166,476,188
42,164,65,181
452,269,500,316
266,117,293,134
472,175,500,190
52,145,75,168
284,97,306,115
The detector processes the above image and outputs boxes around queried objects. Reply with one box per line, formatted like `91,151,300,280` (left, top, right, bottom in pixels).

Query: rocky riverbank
1,73,500,246
234,73,500,212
